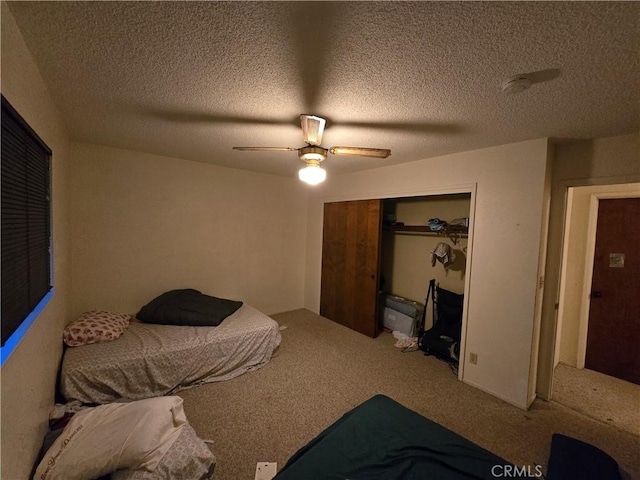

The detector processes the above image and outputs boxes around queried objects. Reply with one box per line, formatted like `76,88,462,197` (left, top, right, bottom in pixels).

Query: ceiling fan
233,114,391,185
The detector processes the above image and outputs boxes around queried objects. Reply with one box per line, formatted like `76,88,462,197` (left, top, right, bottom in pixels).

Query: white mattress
61,304,281,404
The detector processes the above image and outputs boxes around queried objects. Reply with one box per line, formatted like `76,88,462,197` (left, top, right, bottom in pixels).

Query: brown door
320,199,382,337
585,198,640,385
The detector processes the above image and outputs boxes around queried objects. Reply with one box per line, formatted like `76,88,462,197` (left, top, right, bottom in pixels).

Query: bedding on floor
110,424,216,480
60,304,281,404
274,394,516,480
274,395,625,480
34,397,215,480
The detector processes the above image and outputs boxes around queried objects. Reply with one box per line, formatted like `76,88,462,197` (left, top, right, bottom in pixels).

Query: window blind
1,95,52,346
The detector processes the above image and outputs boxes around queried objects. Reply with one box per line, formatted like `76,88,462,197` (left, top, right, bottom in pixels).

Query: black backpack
418,279,464,363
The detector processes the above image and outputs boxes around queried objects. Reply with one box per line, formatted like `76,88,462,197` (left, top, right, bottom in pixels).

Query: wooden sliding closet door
320,199,382,337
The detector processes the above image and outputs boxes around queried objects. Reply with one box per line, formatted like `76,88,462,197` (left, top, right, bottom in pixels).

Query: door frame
320,183,477,382
575,190,640,369
552,184,640,378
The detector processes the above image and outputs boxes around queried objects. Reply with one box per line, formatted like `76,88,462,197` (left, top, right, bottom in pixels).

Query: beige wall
305,139,551,409
536,132,640,399
69,143,308,318
1,4,72,478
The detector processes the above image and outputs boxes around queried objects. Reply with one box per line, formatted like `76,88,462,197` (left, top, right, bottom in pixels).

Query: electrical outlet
469,352,478,365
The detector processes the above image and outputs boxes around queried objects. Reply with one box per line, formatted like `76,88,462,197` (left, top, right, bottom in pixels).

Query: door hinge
538,276,544,289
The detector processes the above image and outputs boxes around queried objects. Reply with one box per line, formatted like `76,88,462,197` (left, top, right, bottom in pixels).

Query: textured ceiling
6,1,640,178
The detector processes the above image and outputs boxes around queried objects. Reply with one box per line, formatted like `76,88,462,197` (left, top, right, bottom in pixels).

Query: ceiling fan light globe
299,163,326,185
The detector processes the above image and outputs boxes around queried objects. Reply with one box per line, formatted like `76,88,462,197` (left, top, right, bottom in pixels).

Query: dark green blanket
274,395,515,480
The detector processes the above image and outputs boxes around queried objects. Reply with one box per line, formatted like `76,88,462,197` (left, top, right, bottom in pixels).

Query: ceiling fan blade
232,147,298,152
329,146,391,159
300,115,326,146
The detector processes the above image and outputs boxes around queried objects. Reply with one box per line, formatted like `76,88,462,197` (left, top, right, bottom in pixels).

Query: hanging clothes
431,242,456,268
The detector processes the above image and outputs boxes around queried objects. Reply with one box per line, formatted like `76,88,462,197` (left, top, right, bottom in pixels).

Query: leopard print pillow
63,310,132,347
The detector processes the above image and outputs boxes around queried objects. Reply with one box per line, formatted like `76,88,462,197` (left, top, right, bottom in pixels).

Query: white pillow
34,396,187,480
111,424,216,480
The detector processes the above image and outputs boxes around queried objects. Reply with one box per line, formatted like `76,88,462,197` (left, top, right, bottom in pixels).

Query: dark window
1,95,52,347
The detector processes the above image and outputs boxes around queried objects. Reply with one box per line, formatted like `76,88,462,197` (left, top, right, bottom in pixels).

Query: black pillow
546,434,622,480
137,289,243,327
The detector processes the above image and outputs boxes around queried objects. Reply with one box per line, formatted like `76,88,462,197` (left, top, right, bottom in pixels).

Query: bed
60,304,281,404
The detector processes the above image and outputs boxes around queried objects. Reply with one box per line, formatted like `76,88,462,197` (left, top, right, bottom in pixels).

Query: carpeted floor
178,309,640,480
552,362,640,437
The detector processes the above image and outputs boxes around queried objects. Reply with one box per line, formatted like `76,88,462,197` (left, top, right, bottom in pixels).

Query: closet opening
379,193,471,339
319,189,475,380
